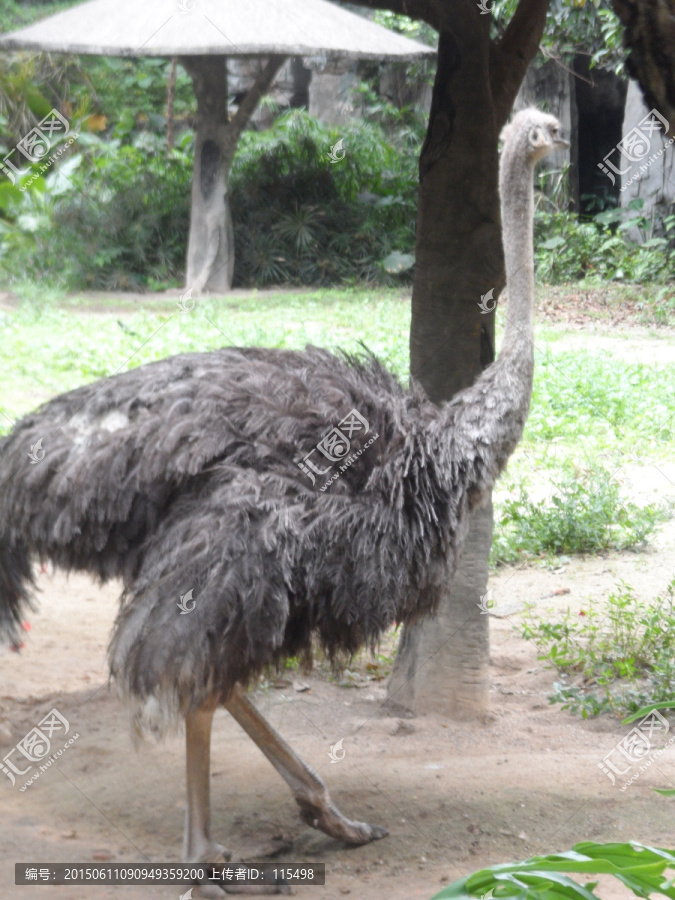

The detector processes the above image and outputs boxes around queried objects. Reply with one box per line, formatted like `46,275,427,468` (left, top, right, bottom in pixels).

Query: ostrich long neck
432,137,538,504
499,141,536,354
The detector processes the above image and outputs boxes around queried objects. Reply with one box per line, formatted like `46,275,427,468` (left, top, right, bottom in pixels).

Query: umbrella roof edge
0,38,435,60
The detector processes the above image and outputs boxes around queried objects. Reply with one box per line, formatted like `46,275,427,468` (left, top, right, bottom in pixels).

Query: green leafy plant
1,130,193,289
491,465,669,566
1,106,422,290
521,579,675,717
432,842,675,900
534,192,675,285
229,108,421,287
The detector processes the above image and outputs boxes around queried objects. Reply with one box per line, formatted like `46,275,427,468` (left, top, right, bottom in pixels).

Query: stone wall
306,58,361,125
618,80,675,240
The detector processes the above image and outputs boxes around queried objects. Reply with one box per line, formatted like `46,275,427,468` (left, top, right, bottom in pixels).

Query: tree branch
346,0,443,32
224,55,287,161
489,0,551,127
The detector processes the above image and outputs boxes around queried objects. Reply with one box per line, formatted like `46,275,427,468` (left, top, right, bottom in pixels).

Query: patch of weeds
520,578,675,717
491,464,670,566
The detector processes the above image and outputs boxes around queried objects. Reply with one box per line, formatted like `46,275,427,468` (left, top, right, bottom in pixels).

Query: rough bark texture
182,55,285,293
611,0,675,137
383,0,549,718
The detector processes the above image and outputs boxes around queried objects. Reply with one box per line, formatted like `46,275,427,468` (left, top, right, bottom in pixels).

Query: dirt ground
1,303,675,900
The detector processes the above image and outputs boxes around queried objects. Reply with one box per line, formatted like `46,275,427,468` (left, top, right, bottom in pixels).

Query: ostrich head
500,107,570,164
497,106,570,356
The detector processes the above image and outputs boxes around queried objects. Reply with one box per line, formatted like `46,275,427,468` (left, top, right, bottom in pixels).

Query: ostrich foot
188,846,292,896
296,794,388,845
225,687,388,847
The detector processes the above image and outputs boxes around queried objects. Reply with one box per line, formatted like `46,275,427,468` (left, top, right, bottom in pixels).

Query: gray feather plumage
0,342,529,731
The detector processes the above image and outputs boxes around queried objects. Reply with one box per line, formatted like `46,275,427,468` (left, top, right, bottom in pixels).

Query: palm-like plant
0,52,89,145
273,205,325,253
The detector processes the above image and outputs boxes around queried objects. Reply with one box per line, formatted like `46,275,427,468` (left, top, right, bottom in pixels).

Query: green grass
491,464,670,566
528,348,674,452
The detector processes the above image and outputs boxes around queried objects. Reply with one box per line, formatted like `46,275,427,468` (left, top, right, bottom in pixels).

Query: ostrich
0,109,566,888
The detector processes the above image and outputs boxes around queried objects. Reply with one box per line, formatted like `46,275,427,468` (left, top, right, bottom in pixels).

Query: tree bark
610,0,675,138
388,503,493,715
181,55,285,293
382,0,549,718
181,56,232,293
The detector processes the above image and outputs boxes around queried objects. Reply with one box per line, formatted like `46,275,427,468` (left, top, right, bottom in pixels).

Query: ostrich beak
555,135,570,150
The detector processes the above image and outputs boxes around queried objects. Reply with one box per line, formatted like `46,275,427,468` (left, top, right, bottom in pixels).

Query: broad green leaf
594,208,624,226
0,181,22,209
623,702,675,724
24,86,53,120
46,154,83,196
432,843,675,900
541,236,566,249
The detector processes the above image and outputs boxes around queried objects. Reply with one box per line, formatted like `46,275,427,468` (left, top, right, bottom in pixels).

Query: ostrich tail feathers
0,539,35,644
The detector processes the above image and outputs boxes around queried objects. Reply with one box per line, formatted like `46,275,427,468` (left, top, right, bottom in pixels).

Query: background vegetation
0,1,673,291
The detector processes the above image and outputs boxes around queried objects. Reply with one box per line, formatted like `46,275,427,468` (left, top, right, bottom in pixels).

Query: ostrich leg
225,687,387,844
184,705,231,866
184,705,287,897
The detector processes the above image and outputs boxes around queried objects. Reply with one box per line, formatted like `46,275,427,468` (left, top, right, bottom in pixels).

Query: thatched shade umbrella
0,0,433,292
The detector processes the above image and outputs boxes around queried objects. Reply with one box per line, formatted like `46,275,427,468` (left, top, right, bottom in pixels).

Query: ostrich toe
298,798,388,845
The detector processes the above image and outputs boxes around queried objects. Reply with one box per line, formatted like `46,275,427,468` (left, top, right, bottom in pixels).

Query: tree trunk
388,503,493,715
385,0,550,718
166,57,177,153
181,55,286,293
182,56,234,293
610,0,675,138
387,11,501,719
